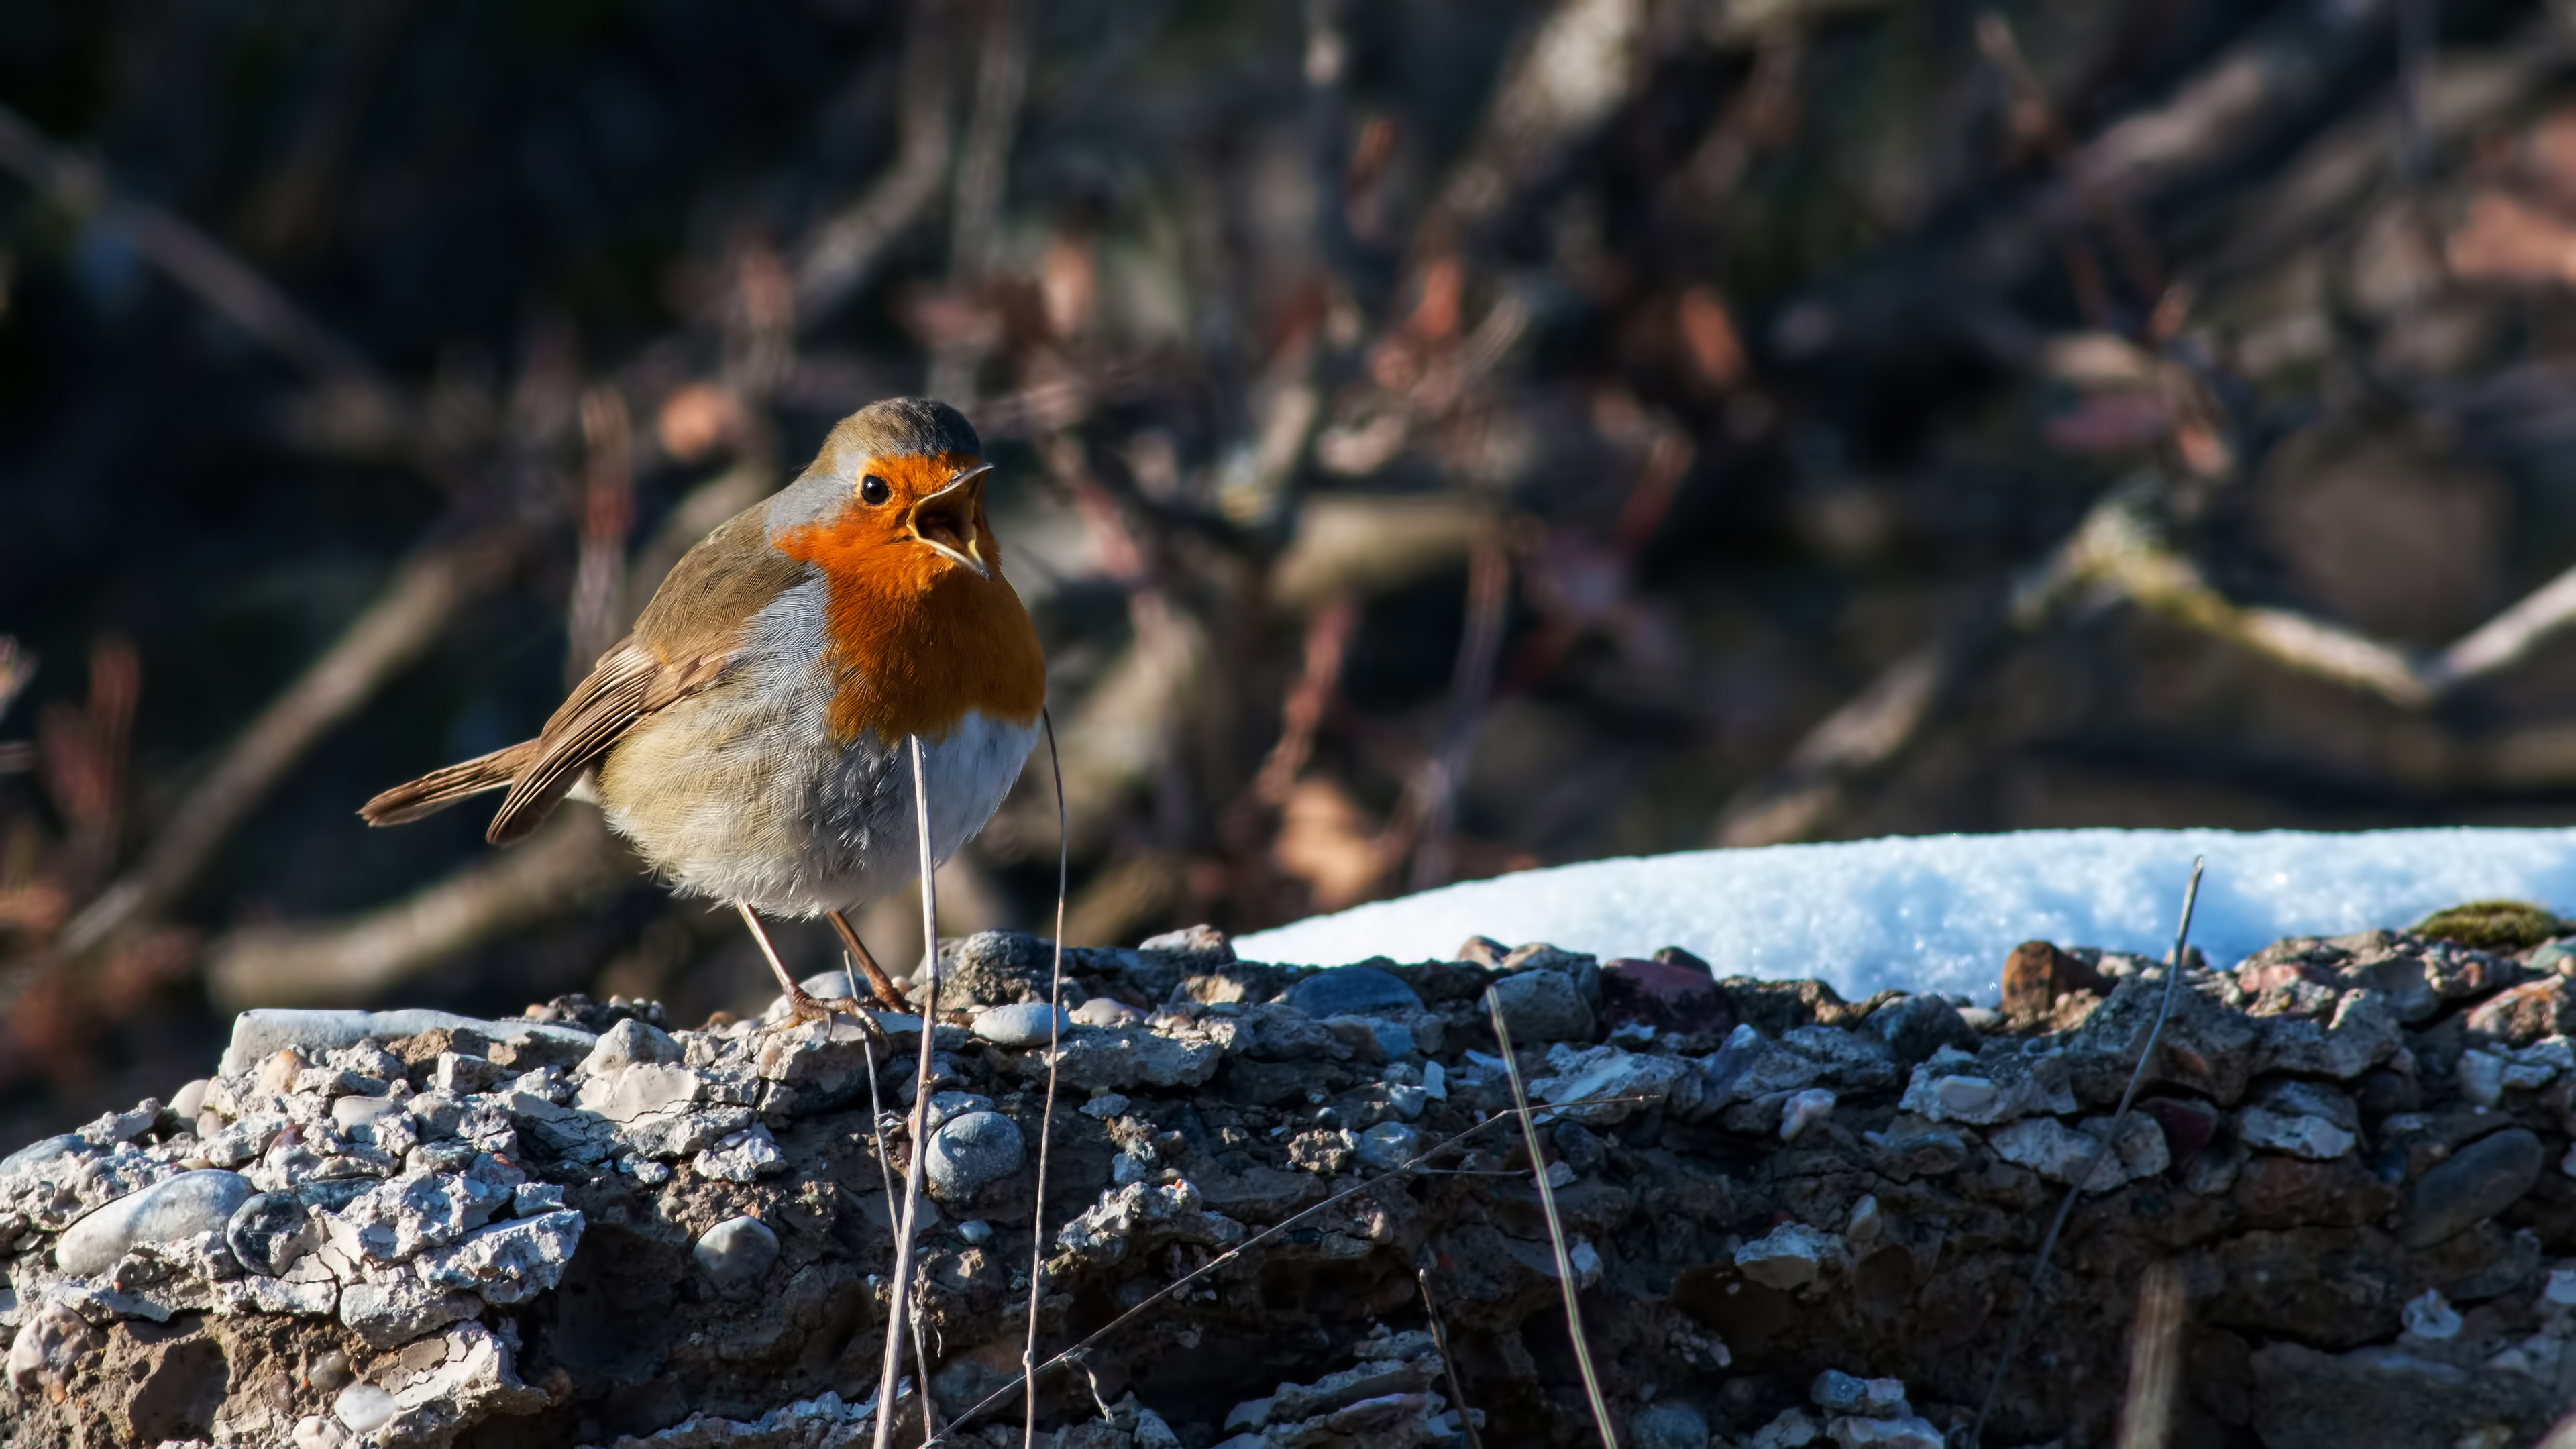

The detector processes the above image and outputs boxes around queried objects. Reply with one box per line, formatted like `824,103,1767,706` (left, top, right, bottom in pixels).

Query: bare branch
794,1,957,324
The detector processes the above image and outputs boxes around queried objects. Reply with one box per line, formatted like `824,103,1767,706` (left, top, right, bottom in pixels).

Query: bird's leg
825,909,912,1012
735,902,868,1030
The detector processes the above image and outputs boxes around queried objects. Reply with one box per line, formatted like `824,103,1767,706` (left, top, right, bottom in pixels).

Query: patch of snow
1234,828,2576,1004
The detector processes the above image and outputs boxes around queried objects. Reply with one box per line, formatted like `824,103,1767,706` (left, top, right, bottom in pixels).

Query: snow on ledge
1231,828,2576,1004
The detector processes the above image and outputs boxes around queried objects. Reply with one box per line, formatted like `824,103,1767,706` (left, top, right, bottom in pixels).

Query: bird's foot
768,989,883,1041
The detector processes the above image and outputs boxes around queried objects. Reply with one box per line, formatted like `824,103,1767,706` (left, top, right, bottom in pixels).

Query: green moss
2412,900,2569,951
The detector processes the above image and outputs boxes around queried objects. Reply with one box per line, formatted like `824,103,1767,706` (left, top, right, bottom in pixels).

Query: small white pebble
957,1220,993,1244
333,1383,398,1434
2546,1266,2576,1305
2402,1288,2461,1340
1780,1088,1836,1142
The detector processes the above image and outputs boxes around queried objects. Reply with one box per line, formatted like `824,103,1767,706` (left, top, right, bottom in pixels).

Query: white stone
412,1211,583,1306
692,1214,779,1293
2238,1107,2356,1161
334,1383,398,1433
1735,1224,1841,1291
2403,1288,2462,1340
56,1171,256,1277
973,1003,1071,1048
1780,1089,1836,1142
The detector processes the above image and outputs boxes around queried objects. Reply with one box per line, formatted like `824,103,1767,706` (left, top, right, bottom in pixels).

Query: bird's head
767,397,1008,587
763,397,1046,737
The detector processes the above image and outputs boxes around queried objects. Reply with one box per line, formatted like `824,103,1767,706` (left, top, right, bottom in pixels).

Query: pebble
1628,1400,1709,1449
925,1091,996,1132
1355,1122,1420,1172
1735,1223,1841,1291
1811,1370,1907,1416
170,1079,210,1120
692,1214,780,1294
0,1135,81,1179
1780,1088,1837,1142
1823,1416,1943,1448
926,1111,1025,1201
2548,1265,2576,1305
2237,1107,2355,1161
1071,998,1145,1028
1600,959,1731,1036
1285,966,1422,1018
57,1169,256,1277
1081,1093,1132,1119
1866,994,1976,1067
2400,1127,2543,1248
226,1192,320,1277
957,1220,993,1244
2401,1288,2461,1340
580,1018,682,1074
433,1052,506,1096
972,1003,1071,1049
331,1095,405,1132
334,1383,399,1434
1490,969,1596,1042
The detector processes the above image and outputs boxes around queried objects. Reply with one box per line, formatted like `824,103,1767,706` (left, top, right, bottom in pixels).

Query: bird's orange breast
770,458,1046,745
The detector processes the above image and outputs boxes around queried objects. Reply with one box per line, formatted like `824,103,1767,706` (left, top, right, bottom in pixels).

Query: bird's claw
767,989,883,1042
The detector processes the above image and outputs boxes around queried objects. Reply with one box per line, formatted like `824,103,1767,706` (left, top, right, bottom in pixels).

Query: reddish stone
1601,959,1733,1036
2465,977,2576,1047
2232,1154,2392,1230
2139,1097,2220,1173
2236,959,2339,996
2001,941,2106,1020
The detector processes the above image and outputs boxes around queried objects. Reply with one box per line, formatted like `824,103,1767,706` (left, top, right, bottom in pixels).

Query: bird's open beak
907,463,994,578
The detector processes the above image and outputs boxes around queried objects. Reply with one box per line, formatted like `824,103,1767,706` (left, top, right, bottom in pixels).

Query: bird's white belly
592,575,1042,915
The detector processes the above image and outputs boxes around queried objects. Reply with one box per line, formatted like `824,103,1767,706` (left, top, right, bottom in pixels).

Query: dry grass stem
1024,710,1068,1448
1417,1267,1486,1449
876,734,945,1449
1483,986,1618,1449
1970,857,2204,1448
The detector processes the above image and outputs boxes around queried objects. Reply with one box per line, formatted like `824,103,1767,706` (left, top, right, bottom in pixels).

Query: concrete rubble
7,921,2576,1444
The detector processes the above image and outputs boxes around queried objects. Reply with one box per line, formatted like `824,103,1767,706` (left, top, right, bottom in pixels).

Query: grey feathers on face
766,398,985,531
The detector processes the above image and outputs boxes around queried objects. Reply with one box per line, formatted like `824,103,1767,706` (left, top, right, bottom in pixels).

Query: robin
360,397,1046,1022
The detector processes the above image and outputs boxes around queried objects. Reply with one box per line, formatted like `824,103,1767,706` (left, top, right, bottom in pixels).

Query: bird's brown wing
484,505,811,844
362,499,811,843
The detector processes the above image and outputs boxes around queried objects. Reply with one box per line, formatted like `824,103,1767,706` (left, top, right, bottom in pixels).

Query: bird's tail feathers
360,741,539,826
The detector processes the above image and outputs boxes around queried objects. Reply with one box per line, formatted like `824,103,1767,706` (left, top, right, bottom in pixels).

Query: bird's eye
859,474,892,506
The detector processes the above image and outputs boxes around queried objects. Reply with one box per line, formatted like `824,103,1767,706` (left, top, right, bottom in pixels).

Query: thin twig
1485,987,1617,1449
1411,529,1510,892
1022,708,1068,1449
876,734,944,1449
1970,857,2205,1448
1417,1267,1487,1449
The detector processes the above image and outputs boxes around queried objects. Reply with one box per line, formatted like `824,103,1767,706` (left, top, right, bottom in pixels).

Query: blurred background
5,0,2576,1141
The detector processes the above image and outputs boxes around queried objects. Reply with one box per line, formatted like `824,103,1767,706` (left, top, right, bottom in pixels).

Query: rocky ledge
8,920,2576,1447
